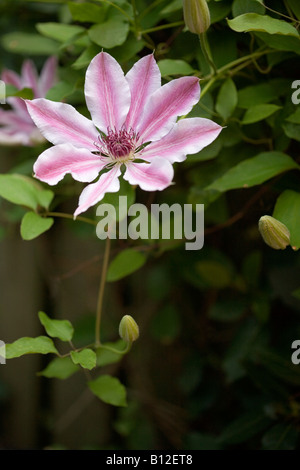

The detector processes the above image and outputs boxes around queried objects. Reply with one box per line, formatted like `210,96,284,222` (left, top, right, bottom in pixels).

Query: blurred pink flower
0,57,57,146
26,52,222,217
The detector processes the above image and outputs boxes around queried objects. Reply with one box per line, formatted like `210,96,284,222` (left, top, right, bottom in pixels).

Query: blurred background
1,0,300,450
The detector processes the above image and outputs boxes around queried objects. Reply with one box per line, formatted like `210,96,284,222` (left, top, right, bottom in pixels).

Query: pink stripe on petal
74,165,121,217
34,143,105,185
22,60,39,97
125,54,161,130
124,158,173,191
137,76,200,143
84,52,131,132
38,56,57,97
25,98,99,149
141,118,222,163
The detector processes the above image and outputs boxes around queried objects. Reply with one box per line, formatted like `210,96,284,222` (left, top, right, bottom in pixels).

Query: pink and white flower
0,57,57,146
26,52,221,217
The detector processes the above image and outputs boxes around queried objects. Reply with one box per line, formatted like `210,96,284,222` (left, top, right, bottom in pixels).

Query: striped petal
38,56,57,97
136,76,200,143
125,54,161,130
25,98,99,149
21,60,40,97
123,158,173,191
74,165,121,217
84,52,131,132
34,143,105,185
141,118,222,163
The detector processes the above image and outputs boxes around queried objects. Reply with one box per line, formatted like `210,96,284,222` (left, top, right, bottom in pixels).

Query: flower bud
119,315,139,343
258,215,290,250
183,0,211,34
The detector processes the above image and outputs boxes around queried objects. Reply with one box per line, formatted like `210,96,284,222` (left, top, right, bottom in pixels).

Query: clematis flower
0,56,57,146
26,52,222,217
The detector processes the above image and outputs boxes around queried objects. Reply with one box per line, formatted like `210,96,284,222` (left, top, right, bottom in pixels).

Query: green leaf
255,32,300,54
196,260,233,288
237,79,289,108
286,0,300,20
68,1,107,23
285,108,300,124
36,22,85,43
21,212,54,241
273,190,300,249
96,340,126,366
262,424,299,450
0,174,53,210
6,336,58,359
1,32,58,55
38,356,79,379
72,44,100,70
88,375,127,406
242,104,281,124
216,78,238,121
45,81,75,101
107,249,147,282
88,18,129,49
227,13,299,37
282,122,300,142
207,152,299,193
70,349,96,370
150,305,181,343
255,348,300,386
12,87,34,100
232,0,265,17
157,59,194,77
218,411,272,445
38,311,74,342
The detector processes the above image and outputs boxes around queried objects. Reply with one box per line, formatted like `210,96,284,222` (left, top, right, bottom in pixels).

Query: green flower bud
183,0,211,34
119,315,139,343
258,215,290,250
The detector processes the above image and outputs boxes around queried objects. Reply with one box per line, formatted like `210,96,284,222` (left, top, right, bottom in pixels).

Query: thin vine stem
95,236,111,346
140,21,184,35
44,211,97,226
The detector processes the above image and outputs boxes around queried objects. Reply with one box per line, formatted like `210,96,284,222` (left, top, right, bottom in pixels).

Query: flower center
95,127,138,162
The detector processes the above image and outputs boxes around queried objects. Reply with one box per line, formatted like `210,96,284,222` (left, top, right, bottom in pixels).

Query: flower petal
34,143,105,185
1,69,22,88
137,76,200,143
74,165,121,217
125,54,161,130
0,128,32,146
84,52,131,132
141,118,222,163
38,56,57,97
21,60,39,97
123,158,173,191
25,98,99,149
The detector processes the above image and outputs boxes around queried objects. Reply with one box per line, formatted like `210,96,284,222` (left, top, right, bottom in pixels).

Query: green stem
100,0,133,22
95,236,111,347
131,0,139,36
45,211,97,226
138,0,166,21
98,342,132,355
199,33,217,75
140,21,184,35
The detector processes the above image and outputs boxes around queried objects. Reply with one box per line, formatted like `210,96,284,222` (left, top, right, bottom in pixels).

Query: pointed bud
258,215,290,250
119,315,139,343
183,0,211,34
